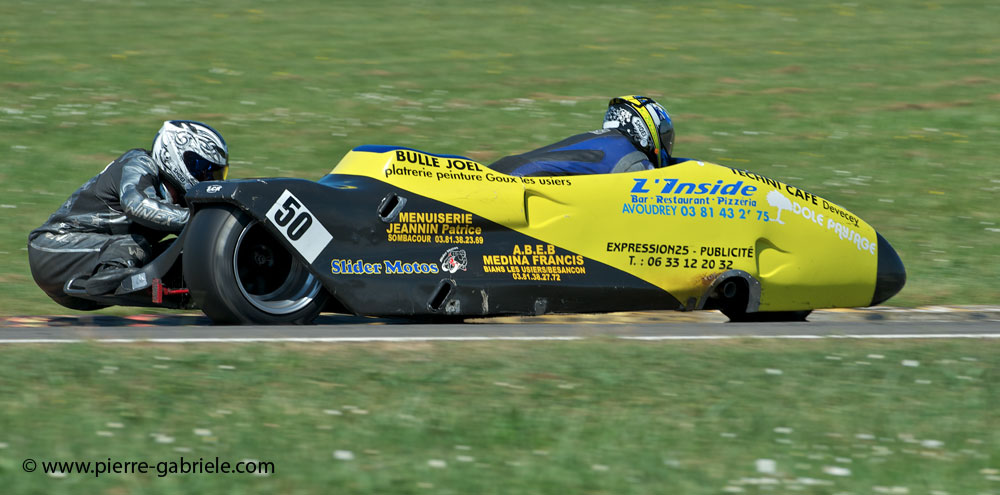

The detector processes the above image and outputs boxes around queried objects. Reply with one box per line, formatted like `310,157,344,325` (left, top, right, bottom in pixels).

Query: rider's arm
610,151,654,174
118,152,190,232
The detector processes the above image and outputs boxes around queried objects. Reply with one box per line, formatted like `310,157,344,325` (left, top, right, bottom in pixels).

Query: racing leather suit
490,128,689,176
490,128,655,176
27,149,189,308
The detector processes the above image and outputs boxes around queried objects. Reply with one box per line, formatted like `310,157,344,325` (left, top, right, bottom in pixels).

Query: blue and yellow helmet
603,95,674,167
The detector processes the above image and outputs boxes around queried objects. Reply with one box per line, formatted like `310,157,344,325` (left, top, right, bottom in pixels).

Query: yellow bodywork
331,147,879,311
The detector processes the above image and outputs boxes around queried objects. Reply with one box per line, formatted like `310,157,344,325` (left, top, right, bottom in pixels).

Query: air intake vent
427,279,455,312
377,193,407,222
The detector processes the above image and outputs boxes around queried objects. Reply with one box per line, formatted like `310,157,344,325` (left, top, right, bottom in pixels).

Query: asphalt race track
1,307,998,344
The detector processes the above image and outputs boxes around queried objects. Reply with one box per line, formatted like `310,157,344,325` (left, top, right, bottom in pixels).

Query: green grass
0,339,996,493
2,0,999,314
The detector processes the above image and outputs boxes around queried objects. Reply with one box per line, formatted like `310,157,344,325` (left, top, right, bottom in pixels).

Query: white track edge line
1,334,1000,344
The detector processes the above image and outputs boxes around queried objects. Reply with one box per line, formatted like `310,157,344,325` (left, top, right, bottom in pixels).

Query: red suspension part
151,278,190,304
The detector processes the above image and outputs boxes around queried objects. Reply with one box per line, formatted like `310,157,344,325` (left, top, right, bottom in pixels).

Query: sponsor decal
383,260,440,274
606,240,750,270
331,259,382,274
206,184,223,193
330,259,441,275
623,177,766,219
440,247,468,274
606,242,690,256
384,150,487,181
622,169,876,253
730,167,863,228
828,219,877,255
386,211,484,244
383,150,571,185
630,177,757,197
482,244,586,282
822,199,861,228
698,246,754,258
765,189,876,255
766,190,792,224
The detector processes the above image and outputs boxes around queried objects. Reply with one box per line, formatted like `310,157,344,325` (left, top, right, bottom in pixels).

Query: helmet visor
183,151,229,181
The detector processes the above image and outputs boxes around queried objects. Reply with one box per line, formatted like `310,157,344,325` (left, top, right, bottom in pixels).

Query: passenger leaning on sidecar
490,95,688,176
27,120,229,309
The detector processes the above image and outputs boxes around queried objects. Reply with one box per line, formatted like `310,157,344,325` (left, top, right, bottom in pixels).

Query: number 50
273,196,313,241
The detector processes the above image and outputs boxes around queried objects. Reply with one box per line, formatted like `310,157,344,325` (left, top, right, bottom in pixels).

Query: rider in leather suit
28,120,229,308
491,95,686,176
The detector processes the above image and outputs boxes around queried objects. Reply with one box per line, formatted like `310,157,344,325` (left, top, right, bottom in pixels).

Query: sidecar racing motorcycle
55,145,906,324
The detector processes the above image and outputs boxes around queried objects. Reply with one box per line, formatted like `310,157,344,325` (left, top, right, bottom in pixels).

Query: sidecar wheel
713,276,811,322
184,205,328,325
722,309,812,322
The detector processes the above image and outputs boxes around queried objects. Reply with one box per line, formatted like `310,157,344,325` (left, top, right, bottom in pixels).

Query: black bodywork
183,175,681,318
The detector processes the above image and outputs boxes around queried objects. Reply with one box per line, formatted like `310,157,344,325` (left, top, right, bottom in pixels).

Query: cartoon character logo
766,190,792,224
440,247,468,273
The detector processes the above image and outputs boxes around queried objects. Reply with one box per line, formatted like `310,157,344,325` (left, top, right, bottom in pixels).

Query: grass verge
0,339,996,494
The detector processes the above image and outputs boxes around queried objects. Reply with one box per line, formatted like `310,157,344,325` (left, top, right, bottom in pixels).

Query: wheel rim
233,220,322,315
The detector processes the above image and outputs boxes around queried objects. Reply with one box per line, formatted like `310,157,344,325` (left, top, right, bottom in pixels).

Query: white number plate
265,190,332,264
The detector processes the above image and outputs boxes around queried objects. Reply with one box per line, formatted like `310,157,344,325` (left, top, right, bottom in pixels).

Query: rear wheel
184,205,328,324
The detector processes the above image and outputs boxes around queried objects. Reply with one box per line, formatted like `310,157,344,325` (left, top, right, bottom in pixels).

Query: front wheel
184,205,328,324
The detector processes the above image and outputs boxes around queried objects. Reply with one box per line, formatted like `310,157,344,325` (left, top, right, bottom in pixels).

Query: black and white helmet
151,120,229,191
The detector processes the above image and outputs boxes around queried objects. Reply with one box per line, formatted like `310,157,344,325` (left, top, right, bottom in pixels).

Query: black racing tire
48,293,109,312
714,277,811,322
721,309,812,322
183,204,328,325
